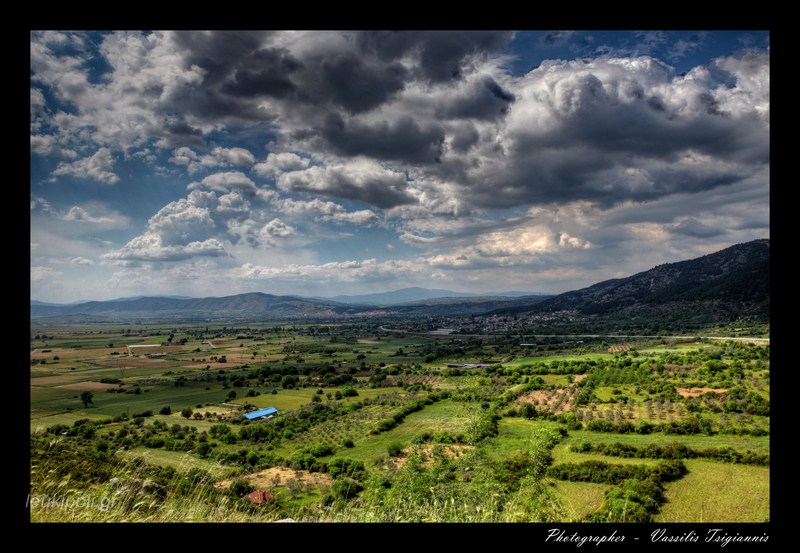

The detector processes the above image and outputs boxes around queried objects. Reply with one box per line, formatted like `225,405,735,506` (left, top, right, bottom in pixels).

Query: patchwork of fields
30,323,770,523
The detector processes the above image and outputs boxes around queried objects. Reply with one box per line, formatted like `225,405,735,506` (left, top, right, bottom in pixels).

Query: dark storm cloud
33,31,769,218
156,119,205,148
438,76,515,120
319,112,445,164
669,217,724,238
356,30,514,82
221,47,302,98
277,161,418,209
448,123,480,153
319,52,408,114
171,31,275,85
443,54,770,210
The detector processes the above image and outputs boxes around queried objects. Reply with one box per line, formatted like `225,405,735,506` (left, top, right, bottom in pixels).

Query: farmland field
29,322,770,523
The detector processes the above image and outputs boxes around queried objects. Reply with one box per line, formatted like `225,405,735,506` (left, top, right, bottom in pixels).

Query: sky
30,30,770,303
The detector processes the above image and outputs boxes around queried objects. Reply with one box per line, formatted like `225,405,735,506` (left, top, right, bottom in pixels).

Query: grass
487,418,564,460
560,429,770,454
538,374,573,386
322,399,479,465
275,402,401,454
552,445,662,466
119,447,233,479
655,459,769,522
505,353,614,366
30,411,111,433
231,386,404,412
549,480,608,521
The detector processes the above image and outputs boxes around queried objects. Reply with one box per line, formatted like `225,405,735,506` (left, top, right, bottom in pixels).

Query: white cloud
102,233,227,262
52,148,119,184
187,171,263,196
253,152,311,178
67,256,94,265
170,146,255,174
212,147,255,167
62,206,121,225
257,218,295,247
31,134,78,159
31,266,62,282
277,158,415,208
276,197,379,225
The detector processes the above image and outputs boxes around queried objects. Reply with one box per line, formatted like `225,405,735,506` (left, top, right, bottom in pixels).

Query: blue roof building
243,407,278,421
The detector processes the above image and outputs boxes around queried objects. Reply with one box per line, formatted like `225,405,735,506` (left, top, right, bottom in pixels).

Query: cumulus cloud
169,146,255,173
31,31,770,299
276,197,379,225
32,31,768,213
277,159,416,208
62,206,123,225
186,171,274,202
51,148,119,184
252,152,310,178
102,233,227,262
235,257,416,283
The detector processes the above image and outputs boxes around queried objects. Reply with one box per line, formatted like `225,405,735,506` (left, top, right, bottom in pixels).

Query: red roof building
247,490,274,505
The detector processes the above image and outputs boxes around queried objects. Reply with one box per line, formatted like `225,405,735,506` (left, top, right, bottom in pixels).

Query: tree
181,406,193,419
81,391,94,408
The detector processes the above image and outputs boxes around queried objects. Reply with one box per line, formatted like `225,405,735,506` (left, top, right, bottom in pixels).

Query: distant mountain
107,295,195,302
327,287,547,306
30,299,91,307
492,239,770,326
30,292,364,322
29,241,768,327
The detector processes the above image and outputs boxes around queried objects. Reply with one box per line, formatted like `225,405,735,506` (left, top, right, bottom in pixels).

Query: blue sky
30,30,770,303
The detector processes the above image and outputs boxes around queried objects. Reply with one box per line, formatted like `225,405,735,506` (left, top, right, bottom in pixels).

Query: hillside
327,287,545,305
31,240,769,326
29,292,364,322
494,239,770,326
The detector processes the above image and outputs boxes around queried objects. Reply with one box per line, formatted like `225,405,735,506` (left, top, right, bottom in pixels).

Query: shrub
387,441,404,457
229,479,254,497
331,477,362,500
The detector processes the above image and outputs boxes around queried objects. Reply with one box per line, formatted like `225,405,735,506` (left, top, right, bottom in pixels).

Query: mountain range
30,240,769,326
325,287,545,305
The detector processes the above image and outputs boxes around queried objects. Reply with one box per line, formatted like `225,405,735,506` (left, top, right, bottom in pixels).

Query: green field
320,399,480,465
656,459,770,522
120,447,234,479
559,429,770,454
487,417,564,459
550,480,608,520
30,324,770,522
231,386,404,412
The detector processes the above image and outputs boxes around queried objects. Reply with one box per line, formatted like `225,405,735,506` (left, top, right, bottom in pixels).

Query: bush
230,479,254,497
310,443,334,457
387,441,404,457
159,406,171,415
331,477,362,500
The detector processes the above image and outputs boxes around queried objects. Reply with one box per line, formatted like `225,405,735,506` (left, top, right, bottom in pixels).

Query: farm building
247,490,274,505
243,407,278,421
